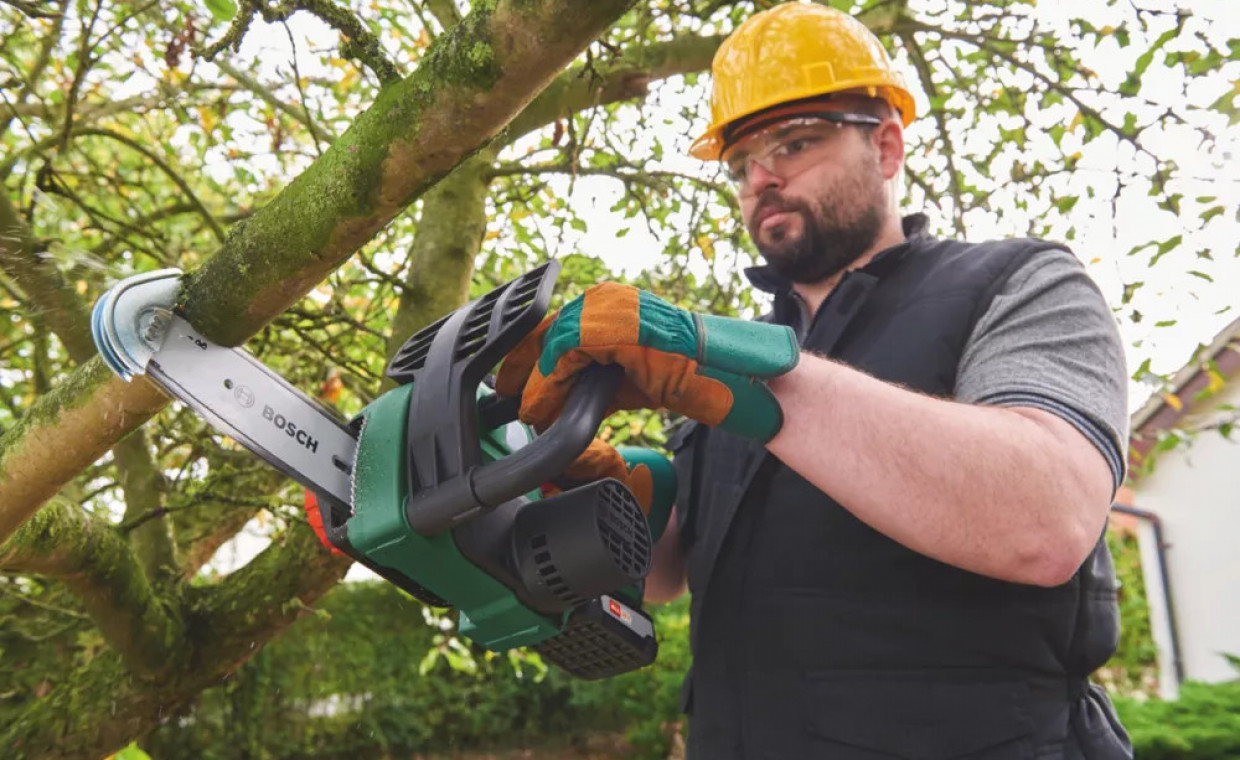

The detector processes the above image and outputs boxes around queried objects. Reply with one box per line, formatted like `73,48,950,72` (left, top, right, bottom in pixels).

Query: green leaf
1157,193,1181,215
569,218,587,233
114,743,153,760
1047,123,1066,147
1149,235,1182,266
1188,270,1214,282
1054,195,1080,213
1154,320,1178,327
1154,431,1182,452
202,0,237,23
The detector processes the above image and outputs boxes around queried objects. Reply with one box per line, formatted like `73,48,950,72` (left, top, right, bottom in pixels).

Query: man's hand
547,438,658,513
496,282,799,442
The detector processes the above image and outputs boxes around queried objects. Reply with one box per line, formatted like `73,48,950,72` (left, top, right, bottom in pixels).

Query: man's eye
778,137,814,156
726,161,748,182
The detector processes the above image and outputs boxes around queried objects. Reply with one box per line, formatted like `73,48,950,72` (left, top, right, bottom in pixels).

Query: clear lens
722,112,882,192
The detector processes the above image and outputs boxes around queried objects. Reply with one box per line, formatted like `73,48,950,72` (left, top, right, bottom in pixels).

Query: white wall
1132,378,1240,690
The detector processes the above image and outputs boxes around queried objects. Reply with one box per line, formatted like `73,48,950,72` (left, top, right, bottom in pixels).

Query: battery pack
536,594,658,680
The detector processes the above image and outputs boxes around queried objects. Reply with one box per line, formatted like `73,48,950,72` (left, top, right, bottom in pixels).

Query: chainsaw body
92,261,670,680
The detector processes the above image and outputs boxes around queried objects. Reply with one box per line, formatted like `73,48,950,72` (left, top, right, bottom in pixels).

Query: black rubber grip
405,363,623,535
472,364,623,509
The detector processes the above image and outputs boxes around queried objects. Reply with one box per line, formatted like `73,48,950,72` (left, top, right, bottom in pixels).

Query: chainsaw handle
473,363,623,504
405,363,624,535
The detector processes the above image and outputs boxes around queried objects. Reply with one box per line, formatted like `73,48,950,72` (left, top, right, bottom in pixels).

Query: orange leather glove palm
547,438,655,513
496,282,799,442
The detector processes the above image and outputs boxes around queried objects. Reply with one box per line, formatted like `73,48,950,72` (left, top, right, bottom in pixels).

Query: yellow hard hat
690,2,917,160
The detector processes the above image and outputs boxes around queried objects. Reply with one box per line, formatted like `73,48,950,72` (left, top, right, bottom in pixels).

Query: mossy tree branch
113,432,179,583
0,499,186,679
0,187,181,590
425,0,463,30
187,523,352,663
0,522,347,758
0,358,170,546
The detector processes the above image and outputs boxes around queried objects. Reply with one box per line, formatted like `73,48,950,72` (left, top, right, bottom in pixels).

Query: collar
744,212,931,296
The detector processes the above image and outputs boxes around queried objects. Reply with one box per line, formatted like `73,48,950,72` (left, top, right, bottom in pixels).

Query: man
497,3,1132,758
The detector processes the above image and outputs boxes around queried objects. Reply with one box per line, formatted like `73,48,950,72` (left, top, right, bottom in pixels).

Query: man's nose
746,160,784,193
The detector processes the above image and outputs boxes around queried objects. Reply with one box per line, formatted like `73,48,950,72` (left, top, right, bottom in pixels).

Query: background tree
0,0,1235,757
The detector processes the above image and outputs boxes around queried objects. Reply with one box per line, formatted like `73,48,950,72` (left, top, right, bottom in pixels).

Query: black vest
670,227,1133,760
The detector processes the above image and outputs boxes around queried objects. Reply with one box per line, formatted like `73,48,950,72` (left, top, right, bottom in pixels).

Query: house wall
1130,378,1240,688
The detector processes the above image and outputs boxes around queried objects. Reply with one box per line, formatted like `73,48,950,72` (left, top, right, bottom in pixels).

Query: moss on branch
0,500,186,678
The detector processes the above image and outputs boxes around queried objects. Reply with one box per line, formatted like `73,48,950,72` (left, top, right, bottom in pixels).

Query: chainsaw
90,261,673,680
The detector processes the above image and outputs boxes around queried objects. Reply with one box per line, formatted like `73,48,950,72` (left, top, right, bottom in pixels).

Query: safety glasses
722,112,882,194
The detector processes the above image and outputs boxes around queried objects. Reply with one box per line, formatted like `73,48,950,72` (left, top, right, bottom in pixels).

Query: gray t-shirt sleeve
955,247,1130,491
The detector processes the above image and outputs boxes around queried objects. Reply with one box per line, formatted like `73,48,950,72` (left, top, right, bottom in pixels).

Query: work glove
548,438,677,543
496,282,800,442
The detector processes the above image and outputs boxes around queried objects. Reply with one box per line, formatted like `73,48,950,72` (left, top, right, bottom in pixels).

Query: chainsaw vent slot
454,298,498,362
503,276,543,321
386,261,556,391
530,534,586,607
596,481,651,579
385,312,450,380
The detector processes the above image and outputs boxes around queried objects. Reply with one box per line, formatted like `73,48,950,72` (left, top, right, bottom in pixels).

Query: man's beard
748,173,886,284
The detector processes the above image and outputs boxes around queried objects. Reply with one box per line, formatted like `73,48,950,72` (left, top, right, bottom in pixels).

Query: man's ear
873,120,905,180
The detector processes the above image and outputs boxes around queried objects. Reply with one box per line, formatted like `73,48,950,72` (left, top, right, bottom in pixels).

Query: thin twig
0,0,63,19
282,20,325,152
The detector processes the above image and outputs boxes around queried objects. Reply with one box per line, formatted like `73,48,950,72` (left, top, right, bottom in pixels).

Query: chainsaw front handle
403,363,622,535
472,363,624,512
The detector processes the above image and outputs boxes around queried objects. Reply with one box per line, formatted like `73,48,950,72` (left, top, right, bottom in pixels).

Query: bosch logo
262,405,319,453
233,384,255,408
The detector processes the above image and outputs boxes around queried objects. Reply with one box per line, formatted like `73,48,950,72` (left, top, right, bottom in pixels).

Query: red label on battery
607,598,632,624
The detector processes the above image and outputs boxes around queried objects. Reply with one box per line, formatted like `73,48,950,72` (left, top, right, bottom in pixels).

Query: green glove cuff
696,314,800,378
695,316,798,442
617,446,676,543
700,366,786,443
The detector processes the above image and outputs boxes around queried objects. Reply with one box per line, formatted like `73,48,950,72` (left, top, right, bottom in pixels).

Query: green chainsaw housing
348,383,558,650
314,262,674,680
